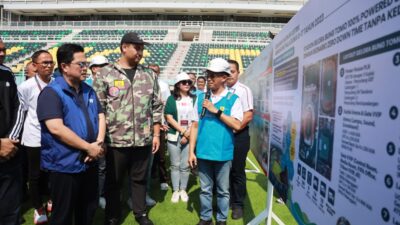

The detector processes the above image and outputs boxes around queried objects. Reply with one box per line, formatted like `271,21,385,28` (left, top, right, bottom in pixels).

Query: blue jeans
198,159,231,222
167,137,190,191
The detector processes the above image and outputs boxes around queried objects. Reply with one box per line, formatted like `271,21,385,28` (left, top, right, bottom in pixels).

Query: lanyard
34,75,43,91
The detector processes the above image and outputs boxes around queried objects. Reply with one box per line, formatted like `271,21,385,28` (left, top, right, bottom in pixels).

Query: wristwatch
216,109,223,118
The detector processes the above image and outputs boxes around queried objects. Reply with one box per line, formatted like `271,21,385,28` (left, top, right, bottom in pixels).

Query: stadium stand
73,29,168,41
1,23,272,84
182,43,264,74
212,31,272,42
5,42,47,65
0,0,303,84
0,30,72,41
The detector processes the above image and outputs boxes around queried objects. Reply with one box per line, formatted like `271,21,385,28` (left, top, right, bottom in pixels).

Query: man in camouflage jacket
93,32,162,225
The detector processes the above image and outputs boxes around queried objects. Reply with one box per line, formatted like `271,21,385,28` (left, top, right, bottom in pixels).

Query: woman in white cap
164,72,196,203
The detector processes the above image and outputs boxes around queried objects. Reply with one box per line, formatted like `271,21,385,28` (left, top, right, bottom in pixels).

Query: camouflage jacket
93,63,163,147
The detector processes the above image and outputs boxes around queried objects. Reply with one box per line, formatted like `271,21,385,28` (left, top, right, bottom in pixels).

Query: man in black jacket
0,39,23,225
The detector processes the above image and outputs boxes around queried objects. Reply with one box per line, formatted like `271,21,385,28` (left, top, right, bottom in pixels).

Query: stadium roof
3,0,305,17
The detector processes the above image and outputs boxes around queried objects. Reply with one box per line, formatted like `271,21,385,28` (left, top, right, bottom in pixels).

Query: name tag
180,120,188,126
114,80,125,89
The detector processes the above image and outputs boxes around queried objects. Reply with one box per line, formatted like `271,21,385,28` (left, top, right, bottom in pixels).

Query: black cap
120,32,150,45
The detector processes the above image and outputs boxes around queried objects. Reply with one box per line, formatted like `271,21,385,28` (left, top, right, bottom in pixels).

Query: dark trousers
0,167,22,225
20,146,29,201
229,127,250,209
49,166,98,225
98,156,106,197
105,146,151,224
151,131,169,183
25,146,49,209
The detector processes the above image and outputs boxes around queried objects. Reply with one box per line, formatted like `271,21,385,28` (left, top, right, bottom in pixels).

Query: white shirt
158,79,171,103
192,88,243,122
18,75,51,147
168,96,196,142
158,79,171,125
227,81,254,112
177,96,195,129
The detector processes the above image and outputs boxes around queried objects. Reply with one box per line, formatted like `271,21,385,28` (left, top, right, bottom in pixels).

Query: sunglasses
34,61,55,67
70,61,90,68
180,80,193,85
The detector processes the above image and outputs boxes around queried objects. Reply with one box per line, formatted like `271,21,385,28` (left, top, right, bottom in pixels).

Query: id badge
180,120,188,127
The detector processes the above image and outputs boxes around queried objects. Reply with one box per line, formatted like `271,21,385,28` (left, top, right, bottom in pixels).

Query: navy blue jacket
39,76,100,173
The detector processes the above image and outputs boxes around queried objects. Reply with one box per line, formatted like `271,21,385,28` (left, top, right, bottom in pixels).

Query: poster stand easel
245,157,261,174
247,181,285,225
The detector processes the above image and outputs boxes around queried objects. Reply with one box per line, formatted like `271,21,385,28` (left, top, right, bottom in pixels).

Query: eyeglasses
206,72,220,79
180,80,193,85
34,61,54,67
70,62,90,68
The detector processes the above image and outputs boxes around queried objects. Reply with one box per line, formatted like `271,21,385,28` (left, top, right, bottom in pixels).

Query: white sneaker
146,194,156,207
34,208,48,224
99,197,106,209
171,191,180,203
160,183,169,191
276,198,285,204
180,190,189,202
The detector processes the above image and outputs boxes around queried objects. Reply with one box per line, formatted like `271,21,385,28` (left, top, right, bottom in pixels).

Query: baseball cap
120,32,150,46
89,55,109,68
175,72,191,85
206,58,231,76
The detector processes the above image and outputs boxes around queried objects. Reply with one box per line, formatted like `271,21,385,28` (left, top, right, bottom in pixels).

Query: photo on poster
269,111,296,203
320,54,338,117
316,117,334,180
261,120,270,168
269,143,289,202
299,62,320,169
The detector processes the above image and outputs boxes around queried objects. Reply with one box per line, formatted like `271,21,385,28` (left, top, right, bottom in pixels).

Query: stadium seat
0,30,72,40
182,43,264,74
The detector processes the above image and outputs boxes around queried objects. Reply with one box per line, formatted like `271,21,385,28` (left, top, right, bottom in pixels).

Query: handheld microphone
200,89,211,119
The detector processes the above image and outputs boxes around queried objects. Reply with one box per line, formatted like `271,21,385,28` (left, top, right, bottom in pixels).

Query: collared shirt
227,81,254,112
192,88,243,122
18,75,52,147
158,79,171,104
158,79,170,125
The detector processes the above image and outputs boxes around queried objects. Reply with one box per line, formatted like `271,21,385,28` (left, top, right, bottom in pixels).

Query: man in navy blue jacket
37,43,106,225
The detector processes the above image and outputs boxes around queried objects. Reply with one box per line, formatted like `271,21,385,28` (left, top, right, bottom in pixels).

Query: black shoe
197,219,213,225
135,214,154,225
231,207,243,220
216,221,227,225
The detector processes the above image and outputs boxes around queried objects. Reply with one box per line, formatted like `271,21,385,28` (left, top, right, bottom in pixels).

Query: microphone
200,89,211,119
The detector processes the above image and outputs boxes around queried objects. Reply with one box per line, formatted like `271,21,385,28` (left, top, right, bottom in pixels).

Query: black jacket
0,65,22,170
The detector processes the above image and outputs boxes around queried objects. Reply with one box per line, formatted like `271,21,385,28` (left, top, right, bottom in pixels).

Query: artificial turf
21,152,297,225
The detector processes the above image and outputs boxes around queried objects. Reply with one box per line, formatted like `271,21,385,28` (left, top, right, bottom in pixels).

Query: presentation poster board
241,47,274,174
241,0,400,224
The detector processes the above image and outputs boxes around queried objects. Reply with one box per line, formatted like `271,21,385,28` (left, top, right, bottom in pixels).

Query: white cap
89,55,109,68
175,72,191,85
206,58,231,75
